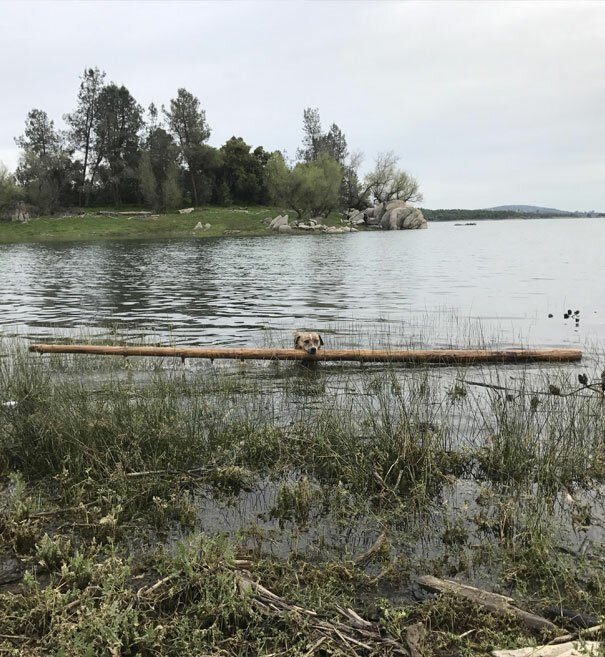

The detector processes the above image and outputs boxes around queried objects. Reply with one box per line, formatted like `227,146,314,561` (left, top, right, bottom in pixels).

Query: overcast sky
1,0,604,210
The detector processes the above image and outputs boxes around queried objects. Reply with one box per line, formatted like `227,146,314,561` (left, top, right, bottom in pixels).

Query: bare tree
363,151,422,204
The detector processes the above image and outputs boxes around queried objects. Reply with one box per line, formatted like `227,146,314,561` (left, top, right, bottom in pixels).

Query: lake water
1,217,604,349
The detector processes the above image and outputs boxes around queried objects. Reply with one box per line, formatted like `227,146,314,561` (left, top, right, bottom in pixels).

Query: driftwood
353,531,388,566
550,624,604,645
29,343,582,365
417,576,557,632
98,211,152,217
492,641,601,656
235,570,408,655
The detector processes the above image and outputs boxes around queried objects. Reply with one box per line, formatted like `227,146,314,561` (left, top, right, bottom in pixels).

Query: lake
1,217,604,349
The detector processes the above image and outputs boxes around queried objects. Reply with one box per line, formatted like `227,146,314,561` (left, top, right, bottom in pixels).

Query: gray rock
380,204,427,230
179,207,195,214
364,207,375,218
269,215,289,231
204,223,211,230
347,210,364,224
354,217,366,226
194,222,204,230
11,203,30,223
385,199,408,212
278,224,293,234
373,203,387,223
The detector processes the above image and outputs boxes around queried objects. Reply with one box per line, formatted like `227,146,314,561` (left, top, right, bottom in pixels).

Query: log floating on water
28,344,582,365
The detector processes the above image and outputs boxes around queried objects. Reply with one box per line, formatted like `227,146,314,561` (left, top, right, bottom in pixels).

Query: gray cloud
0,0,603,210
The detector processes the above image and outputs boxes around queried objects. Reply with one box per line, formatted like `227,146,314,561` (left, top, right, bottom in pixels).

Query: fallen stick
235,570,408,655
417,575,557,632
29,343,582,365
549,623,604,645
492,640,601,656
353,531,388,566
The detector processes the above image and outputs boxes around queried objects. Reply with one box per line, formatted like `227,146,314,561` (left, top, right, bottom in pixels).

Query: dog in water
293,331,323,355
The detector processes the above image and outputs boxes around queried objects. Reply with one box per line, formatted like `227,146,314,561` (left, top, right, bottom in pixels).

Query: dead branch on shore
492,640,601,656
417,575,557,632
234,570,409,655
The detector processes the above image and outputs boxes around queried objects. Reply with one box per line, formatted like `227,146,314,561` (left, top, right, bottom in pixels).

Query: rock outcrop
269,215,289,230
347,201,427,230
379,200,427,230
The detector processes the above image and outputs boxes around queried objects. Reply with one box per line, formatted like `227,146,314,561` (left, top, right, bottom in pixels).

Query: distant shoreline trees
2,69,422,219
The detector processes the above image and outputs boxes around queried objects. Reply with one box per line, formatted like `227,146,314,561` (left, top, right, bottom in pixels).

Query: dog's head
294,331,324,355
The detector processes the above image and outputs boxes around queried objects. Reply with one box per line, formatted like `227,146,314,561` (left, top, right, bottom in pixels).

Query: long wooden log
28,343,582,365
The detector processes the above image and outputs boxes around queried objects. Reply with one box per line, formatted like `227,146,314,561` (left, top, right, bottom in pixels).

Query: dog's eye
304,340,310,344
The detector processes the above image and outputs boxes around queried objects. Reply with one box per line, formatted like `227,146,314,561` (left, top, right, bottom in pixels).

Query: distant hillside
485,205,567,215
422,207,604,222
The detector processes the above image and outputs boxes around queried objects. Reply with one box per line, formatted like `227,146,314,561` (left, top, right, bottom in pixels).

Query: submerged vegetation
1,336,605,655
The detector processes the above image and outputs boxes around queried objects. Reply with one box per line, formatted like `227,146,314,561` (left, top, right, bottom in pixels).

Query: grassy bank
0,207,345,244
1,337,605,654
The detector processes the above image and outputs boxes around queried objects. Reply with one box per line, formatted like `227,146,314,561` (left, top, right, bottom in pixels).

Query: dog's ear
318,334,324,346
294,332,302,348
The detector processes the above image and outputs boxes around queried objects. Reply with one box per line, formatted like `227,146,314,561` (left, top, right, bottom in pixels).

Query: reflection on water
1,218,604,347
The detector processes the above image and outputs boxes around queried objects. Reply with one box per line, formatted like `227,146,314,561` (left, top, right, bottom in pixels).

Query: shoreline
2,206,599,246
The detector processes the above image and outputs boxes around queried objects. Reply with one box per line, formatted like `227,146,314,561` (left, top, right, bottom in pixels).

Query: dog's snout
309,347,317,355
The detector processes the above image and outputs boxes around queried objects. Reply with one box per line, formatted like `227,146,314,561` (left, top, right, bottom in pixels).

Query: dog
293,331,324,355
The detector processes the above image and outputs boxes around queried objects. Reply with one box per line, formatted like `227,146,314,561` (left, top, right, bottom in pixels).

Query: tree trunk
189,167,198,207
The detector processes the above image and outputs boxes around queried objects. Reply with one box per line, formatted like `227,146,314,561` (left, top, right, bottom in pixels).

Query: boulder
385,199,408,211
373,203,387,223
353,217,366,226
179,207,195,214
269,214,289,231
347,210,364,223
204,223,211,230
194,222,204,230
364,207,375,219
11,203,30,223
296,223,313,230
380,204,427,230
278,224,293,234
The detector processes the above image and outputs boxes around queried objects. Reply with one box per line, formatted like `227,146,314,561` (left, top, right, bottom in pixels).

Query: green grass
0,206,346,244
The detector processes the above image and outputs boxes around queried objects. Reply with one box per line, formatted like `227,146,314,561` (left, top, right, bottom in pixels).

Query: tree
138,127,182,212
266,152,343,219
297,107,323,162
218,137,270,204
323,123,348,165
363,151,422,204
297,108,348,165
0,164,22,219
340,151,367,210
15,109,75,213
64,67,106,205
251,145,271,205
15,109,61,156
163,88,211,206
93,84,143,206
